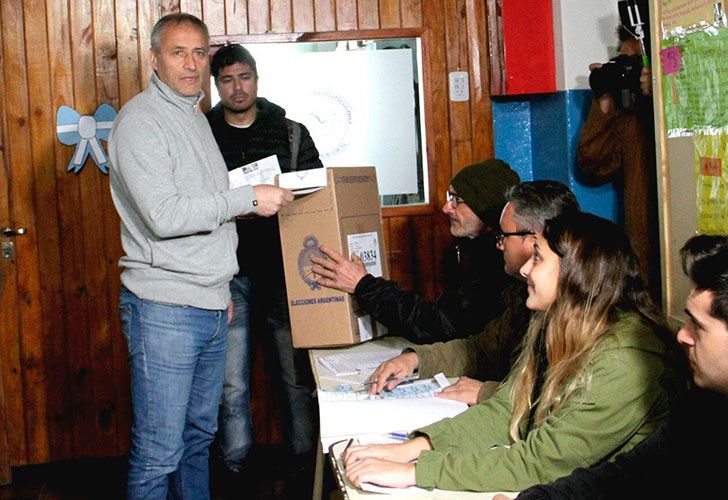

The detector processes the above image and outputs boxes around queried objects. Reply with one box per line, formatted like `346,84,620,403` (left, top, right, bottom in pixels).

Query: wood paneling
0,1,13,484
313,0,336,31
357,0,379,29
1,0,32,464
0,0,495,470
271,0,292,32
379,0,400,28
335,0,357,30
292,0,315,32
226,0,249,34
248,0,270,33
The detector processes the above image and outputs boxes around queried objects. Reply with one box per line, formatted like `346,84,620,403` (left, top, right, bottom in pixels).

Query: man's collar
151,72,205,106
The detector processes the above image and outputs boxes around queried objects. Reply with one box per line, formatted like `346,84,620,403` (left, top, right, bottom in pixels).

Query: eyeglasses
495,230,535,246
445,191,466,207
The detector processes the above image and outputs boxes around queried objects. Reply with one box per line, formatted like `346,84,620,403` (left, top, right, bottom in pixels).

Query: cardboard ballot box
277,167,389,348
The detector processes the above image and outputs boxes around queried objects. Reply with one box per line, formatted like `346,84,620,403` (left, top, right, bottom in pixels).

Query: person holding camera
577,22,660,301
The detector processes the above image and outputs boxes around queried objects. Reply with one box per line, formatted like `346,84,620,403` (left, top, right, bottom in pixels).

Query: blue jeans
219,275,316,471
119,287,227,500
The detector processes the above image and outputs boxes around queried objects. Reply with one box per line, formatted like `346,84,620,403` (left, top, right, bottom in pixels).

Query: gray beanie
450,159,520,228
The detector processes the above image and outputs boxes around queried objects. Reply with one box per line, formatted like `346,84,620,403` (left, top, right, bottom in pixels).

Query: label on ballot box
278,167,389,348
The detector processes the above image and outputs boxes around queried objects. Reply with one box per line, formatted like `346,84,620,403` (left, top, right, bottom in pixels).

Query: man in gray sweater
108,13,292,500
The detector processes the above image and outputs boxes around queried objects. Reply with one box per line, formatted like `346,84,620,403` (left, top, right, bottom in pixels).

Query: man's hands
435,376,483,406
310,245,368,294
251,185,294,217
366,352,419,394
344,437,431,489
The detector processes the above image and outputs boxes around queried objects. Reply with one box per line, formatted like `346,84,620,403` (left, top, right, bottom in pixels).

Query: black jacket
354,232,514,344
207,98,323,285
517,388,728,499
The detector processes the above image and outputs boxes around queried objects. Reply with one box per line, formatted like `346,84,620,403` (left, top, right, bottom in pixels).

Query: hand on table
366,352,419,395
344,437,430,488
310,245,368,293
435,376,483,406
346,459,416,489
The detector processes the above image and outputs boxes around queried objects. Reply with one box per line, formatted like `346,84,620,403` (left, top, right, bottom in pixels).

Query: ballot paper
228,154,281,188
277,167,327,195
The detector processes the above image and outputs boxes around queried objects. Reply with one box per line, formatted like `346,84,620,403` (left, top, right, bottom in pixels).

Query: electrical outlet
449,71,469,102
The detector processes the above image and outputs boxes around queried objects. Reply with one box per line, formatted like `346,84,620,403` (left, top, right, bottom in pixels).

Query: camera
588,54,643,111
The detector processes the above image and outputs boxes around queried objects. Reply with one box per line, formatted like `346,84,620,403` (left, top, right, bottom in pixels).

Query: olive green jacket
414,312,679,492
415,281,531,401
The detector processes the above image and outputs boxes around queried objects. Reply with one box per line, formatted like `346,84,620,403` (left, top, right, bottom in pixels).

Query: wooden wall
0,0,494,473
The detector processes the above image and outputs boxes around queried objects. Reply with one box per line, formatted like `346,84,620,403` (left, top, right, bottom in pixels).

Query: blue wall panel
492,99,534,181
492,89,622,223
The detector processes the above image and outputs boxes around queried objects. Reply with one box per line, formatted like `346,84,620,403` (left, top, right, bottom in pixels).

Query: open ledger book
328,438,518,499
318,374,467,449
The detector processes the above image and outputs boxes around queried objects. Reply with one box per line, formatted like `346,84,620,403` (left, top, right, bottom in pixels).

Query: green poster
661,29,728,136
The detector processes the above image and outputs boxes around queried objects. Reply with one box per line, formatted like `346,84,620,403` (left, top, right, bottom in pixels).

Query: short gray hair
504,180,579,232
150,13,209,53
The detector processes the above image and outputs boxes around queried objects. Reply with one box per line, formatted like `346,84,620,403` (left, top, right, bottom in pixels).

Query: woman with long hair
344,212,682,492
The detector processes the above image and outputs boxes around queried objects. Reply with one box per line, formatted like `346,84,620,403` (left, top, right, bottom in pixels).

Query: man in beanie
310,160,520,345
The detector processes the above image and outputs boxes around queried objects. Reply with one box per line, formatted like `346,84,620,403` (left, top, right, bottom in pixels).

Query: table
307,337,516,499
308,336,413,500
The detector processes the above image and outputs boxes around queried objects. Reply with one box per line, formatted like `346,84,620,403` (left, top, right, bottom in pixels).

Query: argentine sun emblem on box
298,236,325,290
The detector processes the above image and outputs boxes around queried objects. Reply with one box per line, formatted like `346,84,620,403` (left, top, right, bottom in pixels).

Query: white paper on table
228,154,281,188
318,393,467,449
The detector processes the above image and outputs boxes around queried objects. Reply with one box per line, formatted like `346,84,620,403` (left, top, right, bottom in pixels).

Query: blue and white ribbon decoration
56,104,116,174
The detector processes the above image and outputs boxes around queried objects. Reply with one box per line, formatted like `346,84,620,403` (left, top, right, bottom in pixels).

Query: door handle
1,227,27,237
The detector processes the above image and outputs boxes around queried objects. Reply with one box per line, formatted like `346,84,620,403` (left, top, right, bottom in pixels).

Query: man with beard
206,43,322,495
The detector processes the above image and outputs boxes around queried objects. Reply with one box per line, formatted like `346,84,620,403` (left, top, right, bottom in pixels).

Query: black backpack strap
286,119,302,170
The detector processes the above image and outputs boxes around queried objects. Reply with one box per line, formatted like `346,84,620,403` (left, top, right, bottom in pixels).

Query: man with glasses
312,160,519,344
364,180,580,404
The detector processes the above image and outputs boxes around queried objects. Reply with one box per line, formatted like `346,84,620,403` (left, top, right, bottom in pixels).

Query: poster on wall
694,132,728,234
660,0,720,36
660,28,728,137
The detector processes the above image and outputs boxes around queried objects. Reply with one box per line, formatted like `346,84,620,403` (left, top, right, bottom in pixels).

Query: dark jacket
353,232,514,344
206,98,323,285
516,388,728,499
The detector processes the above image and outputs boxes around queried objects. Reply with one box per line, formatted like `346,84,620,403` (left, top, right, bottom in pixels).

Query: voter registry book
317,373,468,449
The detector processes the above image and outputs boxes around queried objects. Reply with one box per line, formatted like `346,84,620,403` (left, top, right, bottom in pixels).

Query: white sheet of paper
347,232,383,277
277,167,327,192
228,154,281,188
318,392,467,449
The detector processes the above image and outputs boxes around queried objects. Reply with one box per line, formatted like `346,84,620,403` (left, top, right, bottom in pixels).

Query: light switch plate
449,71,469,101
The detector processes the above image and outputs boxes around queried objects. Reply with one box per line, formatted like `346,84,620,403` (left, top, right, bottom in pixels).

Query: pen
389,432,408,440
343,438,354,453
361,374,419,387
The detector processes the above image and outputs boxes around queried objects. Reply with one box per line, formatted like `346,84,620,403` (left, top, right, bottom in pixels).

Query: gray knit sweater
109,74,256,310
